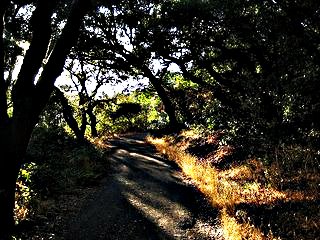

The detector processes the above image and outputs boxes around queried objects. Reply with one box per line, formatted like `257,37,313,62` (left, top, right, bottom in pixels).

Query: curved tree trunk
114,48,181,131
54,87,85,141
141,66,181,131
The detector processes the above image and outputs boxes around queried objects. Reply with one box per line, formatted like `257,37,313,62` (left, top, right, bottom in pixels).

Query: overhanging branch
35,0,92,114
13,1,57,104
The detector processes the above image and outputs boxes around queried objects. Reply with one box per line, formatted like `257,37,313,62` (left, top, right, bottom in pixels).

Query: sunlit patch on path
64,134,221,240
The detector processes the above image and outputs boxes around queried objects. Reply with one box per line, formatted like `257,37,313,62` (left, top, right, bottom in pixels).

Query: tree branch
35,0,92,114
53,86,84,140
13,0,57,103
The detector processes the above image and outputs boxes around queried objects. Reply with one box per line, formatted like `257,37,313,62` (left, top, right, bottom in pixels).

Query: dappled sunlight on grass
221,208,270,240
147,135,320,239
147,136,288,208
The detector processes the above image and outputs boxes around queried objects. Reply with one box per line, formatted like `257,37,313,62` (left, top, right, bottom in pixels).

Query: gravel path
63,133,222,240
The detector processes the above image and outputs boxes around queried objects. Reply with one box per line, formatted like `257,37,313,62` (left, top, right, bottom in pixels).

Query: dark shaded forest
0,0,319,239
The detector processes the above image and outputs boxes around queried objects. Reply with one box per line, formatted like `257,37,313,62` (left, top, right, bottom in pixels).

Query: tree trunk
140,66,181,131
54,87,85,141
0,158,20,238
0,0,91,237
0,117,33,238
120,51,182,131
87,104,98,137
0,1,9,124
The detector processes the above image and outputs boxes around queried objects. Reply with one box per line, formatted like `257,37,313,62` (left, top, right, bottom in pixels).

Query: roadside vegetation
14,128,110,239
148,129,319,240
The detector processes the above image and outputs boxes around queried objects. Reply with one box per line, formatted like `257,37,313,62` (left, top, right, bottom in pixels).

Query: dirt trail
63,133,221,240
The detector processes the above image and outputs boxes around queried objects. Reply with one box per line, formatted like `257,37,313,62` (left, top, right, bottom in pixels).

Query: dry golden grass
147,135,319,240
220,208,271,240
147,136,287,208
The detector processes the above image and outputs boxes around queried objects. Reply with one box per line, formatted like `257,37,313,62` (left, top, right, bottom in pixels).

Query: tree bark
0,3,17,237
0,164,19,238
35,0,92,115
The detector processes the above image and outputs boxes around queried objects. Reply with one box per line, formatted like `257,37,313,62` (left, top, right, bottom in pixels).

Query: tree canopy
1,0,320,237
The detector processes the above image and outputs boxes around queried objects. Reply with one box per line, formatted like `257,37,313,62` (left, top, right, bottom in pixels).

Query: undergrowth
147,130,319,240
14,127,110,233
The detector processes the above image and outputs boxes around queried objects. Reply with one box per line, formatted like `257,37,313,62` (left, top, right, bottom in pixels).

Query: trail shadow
109,141,219,222
107,136,181,171
65,134,220,239
112,151,217,221
64,176,174,240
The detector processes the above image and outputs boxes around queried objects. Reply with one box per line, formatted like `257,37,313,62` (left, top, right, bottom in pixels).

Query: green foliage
15,163,37,224
27,126,107,195
144,0,320,158
37,93,66,130
17,0,320,166
15,125,109,223
96,88,168,134
164,73,198,90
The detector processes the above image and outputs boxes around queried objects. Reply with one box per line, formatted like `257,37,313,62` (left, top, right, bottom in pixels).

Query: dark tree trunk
88,104,98,137
0,167,19,238
0,2,17,237
175,90,193,124
79,94,88,139
140,66,181,131
54,87,85,141
0,153,20,237
118,51,182,131
0,0,91,237
0,1,9,124
0,116,35,237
